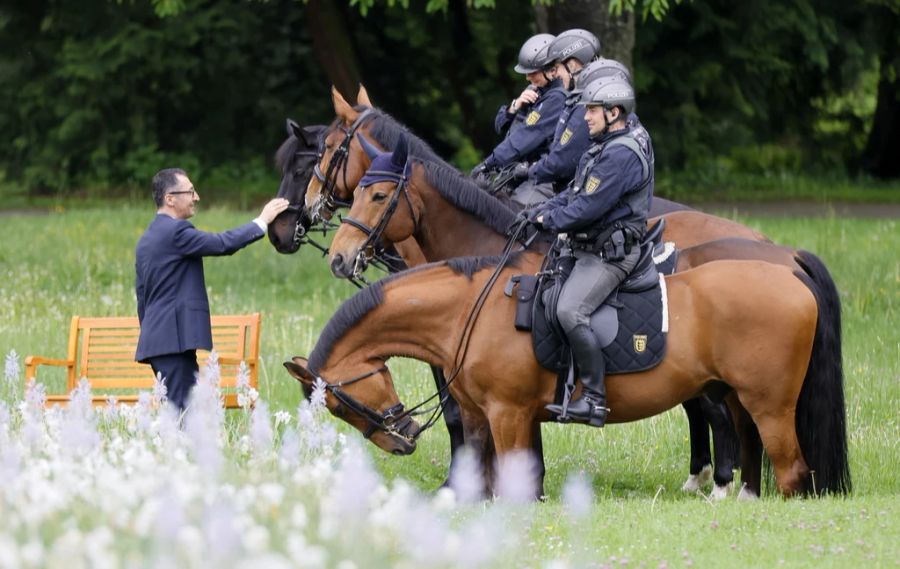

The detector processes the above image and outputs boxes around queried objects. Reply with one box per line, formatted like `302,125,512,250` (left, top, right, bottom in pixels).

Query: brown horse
324,143,846,496
285,254,850,499
304,86,704,226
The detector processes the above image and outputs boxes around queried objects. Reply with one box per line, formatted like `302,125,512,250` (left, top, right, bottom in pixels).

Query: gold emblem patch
560,128,573,145
633,334,647,353
585,176,601,194
525,111,541,126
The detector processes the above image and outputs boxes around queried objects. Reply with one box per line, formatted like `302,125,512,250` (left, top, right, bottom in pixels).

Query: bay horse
300,88,767,495
329,139,833,495
284,254,851,499
303,86,698,225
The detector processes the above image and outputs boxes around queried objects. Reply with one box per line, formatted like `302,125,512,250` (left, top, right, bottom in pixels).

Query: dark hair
152,168,187,207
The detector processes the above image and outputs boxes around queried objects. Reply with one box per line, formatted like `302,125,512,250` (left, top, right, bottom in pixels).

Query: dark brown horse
303,86,699,225
285,254,850,499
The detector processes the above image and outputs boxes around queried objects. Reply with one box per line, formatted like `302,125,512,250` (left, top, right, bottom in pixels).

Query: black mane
362,107,444,164
417,159,517,235
308,254,523,373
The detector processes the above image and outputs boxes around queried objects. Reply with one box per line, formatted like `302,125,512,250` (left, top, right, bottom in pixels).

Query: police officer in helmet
471,34,566,187
522,29,601,202
534,75,655,427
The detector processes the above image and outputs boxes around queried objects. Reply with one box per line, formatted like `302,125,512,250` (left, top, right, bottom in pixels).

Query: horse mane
274,134,299,172
361,106,444,164
308,253,524,373
416,159,517,235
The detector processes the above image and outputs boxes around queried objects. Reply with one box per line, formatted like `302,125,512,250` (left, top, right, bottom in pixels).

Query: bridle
339,163,421,280
310,108,374,221
314,364,416,441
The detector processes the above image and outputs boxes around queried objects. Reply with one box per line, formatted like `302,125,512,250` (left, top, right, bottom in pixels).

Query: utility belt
567,224,640,261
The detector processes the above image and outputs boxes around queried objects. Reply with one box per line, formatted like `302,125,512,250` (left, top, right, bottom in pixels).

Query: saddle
505,219,678,375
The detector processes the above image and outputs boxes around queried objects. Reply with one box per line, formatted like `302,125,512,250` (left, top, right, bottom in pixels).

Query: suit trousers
148,350,199,411
556,247,641,334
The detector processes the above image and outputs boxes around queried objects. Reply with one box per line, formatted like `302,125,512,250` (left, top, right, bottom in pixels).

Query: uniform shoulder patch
525,111,541,126
560,128,573,145
585,176,601,194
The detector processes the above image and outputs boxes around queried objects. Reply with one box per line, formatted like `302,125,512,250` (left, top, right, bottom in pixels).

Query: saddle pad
532,274,668,374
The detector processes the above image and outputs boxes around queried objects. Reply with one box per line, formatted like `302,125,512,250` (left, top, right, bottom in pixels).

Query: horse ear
284,356,315,386
332,85,358,124
357,132,382,160
357,84,373,107
286,118,301,138
300,125,322,147
391,134,409,168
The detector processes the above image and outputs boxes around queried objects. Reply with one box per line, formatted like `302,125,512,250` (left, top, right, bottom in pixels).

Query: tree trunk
540,0,635,71
305,0,361,101
861,7,900,179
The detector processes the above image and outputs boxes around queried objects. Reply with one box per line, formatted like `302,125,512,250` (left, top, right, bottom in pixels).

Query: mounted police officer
533,75,655,427
518,29,601,205
471,34,566,197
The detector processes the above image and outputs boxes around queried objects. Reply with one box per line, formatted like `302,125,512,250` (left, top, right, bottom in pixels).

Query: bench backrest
63,314,260,405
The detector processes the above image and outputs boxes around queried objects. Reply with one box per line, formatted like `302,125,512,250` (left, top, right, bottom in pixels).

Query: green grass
1,205,897,566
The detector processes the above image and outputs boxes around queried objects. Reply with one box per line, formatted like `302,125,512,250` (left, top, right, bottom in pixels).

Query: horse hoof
682,464,713,492
737,483,759,501
711,482,733,500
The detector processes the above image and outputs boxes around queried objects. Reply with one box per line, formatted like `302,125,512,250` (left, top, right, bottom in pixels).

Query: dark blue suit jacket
134,214,264,362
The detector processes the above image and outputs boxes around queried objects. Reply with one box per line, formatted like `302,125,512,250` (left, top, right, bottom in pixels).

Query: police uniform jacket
134,214,264,362
484,78,566,170
527,91,591,185
540,125,652,235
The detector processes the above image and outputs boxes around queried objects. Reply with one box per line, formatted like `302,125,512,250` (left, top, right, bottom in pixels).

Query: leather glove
512,161,529,180
470,162,488,178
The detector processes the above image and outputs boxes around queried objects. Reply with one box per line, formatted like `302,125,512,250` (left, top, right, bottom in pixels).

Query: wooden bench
24,313,261,408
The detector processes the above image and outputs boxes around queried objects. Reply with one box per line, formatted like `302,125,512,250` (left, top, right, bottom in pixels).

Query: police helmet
579,77,635,115
514,34,556,74
547,29,601,66
574,58,632,94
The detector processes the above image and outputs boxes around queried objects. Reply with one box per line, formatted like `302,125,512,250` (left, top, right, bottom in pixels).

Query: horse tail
793,250,852,495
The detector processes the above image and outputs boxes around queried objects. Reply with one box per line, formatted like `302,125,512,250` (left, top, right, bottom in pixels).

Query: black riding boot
545,324,609,427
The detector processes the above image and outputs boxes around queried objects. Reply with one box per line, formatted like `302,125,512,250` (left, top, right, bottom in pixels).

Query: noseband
339,166,421,280
317,365,416,441
312,108,375,217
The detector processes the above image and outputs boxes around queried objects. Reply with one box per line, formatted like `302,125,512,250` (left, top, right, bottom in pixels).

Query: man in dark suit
135,168,288,411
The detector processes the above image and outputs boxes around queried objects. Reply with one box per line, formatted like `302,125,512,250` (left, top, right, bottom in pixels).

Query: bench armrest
24,355,75,380
216,356,256,367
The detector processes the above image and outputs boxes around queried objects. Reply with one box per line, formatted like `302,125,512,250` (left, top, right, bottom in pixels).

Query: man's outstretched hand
258,198,290,224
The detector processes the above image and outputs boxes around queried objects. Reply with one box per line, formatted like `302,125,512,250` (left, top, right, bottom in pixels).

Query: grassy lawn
0,205,897,566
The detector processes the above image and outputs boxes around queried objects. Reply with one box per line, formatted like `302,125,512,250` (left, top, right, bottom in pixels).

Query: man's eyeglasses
168,190,196,197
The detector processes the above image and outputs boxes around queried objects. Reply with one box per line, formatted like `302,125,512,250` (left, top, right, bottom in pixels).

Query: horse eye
372,193,388,203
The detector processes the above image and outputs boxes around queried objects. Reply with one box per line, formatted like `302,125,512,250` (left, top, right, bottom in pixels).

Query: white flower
274,410,291,427
4,349,20,383
561,472,594,520
310,377,327,411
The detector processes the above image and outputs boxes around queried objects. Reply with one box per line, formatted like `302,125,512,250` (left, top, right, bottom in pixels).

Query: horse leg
430,365,467,487
455,405,495,500
701,395,739,499
734,403,763,499
680,398,713,492
487,405,542,501
752,410,810,497
532,420,546,498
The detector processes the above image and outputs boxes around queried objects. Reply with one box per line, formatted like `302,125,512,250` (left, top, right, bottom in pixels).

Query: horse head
329,135,422,279
305,86,382,223
284,356,419,456
269,119,325,254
